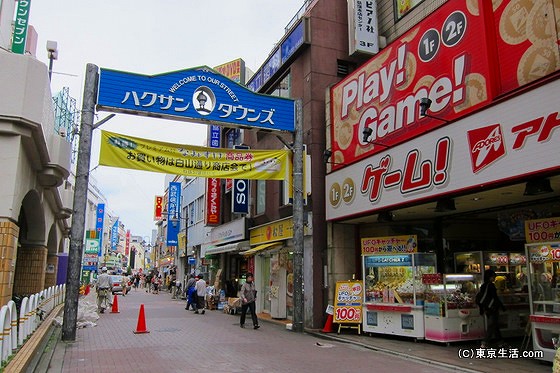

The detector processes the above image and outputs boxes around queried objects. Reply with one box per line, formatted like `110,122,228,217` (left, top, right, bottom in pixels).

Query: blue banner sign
166,182,181,246
97,66,295,132
364,254,412,267
96,203,105,256
281,21,305,64
248,20,306,92
111,219,119,251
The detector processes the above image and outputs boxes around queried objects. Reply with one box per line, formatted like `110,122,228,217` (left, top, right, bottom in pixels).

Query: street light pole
292,99,304,333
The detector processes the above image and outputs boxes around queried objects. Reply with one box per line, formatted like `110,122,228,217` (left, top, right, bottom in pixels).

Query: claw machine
483,251,530,337
362,235,436,339
526,241,560,363
423,273,485,343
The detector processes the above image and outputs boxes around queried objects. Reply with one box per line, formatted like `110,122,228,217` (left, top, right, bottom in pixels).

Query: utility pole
292,99,304,332
62,63,98,341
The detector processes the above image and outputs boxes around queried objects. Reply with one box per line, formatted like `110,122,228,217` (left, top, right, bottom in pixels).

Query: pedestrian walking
477,269,506,348
185,274,197,311
121,275,128,296
134,274,140,291
194,274,206,314
239,273,259,329
96,267,113,313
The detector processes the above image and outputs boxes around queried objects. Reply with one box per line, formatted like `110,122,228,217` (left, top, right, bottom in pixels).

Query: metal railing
0,284,66,364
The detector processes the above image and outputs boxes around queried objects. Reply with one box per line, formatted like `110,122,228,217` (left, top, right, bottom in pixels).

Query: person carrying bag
239,273,260,329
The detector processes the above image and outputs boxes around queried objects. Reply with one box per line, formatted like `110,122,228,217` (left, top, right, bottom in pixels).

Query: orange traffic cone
84,285,90,296
110,294,120,313
321,313,335,333
133,304,150,334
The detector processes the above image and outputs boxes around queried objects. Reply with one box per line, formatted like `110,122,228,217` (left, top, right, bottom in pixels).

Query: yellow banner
361,235,418,255
99,130,290,180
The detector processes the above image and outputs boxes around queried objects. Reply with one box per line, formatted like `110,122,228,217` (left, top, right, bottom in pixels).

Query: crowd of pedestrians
93,268,261,331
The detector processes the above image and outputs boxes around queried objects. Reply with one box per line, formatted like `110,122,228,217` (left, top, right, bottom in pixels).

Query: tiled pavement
33,289,552,373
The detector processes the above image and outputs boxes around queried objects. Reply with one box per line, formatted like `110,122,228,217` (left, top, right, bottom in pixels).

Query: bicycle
97,288,112,313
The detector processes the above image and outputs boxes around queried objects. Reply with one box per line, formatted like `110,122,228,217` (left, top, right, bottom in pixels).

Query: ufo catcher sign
333,281,363,324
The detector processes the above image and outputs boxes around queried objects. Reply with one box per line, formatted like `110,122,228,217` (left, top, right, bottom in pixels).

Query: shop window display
423,273,485,343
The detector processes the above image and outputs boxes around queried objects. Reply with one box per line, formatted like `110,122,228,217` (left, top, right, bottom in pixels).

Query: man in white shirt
194,274,206,314
96,267,112,313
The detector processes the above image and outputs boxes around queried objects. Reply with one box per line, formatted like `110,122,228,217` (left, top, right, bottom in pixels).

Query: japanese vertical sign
154,196,163,221
348,0,379,55
206,178,221,226
125,230,130,256
232,145,250,214
206,125,221,225
166,182,181,246
333,281,363,324
96,203,105,256
11,0,31,54
111,219,119,251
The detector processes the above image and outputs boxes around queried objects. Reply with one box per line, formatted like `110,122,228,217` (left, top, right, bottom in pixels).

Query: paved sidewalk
35,290,550,373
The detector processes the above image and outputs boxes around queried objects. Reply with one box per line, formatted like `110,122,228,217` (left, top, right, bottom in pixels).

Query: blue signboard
97,66,295,132
364,254,412,267
248,20,306,92
111,219,119,251
166,182,181,246
232,145,250,214
281,21,305,64
96,203,105,256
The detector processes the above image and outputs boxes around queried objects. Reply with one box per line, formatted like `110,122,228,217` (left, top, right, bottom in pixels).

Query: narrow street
45,289,457,373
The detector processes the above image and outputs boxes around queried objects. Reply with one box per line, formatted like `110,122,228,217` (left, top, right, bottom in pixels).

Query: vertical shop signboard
96,203,105,256
154,195,163,221
232,145,250,214
11,0,32,54
333,280,363,324
166,181,181,246
348,0,379,55
111,219,119,251
206,125,222,225
125,230,130,256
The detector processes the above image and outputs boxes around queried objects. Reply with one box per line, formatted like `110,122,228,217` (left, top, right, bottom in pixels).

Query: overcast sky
28,0,305,238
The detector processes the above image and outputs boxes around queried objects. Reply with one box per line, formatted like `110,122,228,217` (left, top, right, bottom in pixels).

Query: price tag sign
333,281,363,324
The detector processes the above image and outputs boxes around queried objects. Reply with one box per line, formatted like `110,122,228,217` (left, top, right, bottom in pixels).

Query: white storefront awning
203,240,250,257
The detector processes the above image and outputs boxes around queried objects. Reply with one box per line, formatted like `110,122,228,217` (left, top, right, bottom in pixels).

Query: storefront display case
362,252,437,339
526,242,560,363
484,252,530,337
455,250,530,337
454,251,483,274
423,273,484,343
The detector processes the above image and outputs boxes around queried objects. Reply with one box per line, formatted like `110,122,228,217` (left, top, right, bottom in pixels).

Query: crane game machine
362,235,436,339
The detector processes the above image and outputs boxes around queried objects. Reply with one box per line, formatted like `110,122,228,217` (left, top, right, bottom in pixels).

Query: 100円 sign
333,281,363,324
